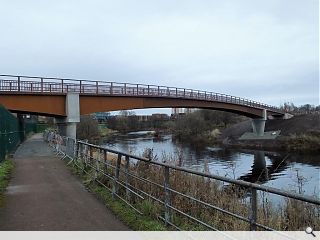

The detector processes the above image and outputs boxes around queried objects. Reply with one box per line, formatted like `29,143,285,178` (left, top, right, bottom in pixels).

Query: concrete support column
55,93,80,139
251,109,267,137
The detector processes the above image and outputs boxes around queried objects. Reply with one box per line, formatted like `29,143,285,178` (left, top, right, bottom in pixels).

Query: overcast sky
0,0,318,114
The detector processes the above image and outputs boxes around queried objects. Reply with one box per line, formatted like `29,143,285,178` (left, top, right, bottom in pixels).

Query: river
102,131,320,199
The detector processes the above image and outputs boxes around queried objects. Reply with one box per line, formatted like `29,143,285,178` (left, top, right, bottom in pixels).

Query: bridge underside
0,94,278,118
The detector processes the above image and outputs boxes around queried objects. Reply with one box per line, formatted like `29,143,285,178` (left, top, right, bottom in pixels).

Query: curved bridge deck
0,74,284,118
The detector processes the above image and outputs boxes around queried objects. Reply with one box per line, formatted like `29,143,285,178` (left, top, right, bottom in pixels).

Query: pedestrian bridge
0,74,289,138
0,74,284,117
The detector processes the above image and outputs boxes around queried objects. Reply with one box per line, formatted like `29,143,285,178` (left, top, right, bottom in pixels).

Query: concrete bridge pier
251,109,267,137
55,93,80,139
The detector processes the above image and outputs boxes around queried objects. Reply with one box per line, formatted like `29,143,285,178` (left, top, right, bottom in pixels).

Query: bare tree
77,115,100,141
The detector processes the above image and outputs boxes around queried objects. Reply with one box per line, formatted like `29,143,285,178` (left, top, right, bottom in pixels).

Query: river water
102,131,320,199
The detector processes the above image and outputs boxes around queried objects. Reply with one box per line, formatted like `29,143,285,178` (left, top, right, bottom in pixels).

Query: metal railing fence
0,105,21,161
0,74,282,114
44,131,320,231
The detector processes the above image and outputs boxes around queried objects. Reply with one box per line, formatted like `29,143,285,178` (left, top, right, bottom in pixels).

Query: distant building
137,115,151,122
184,108,197,114
94,112,111,122
172,108,184,115
151,113,169,120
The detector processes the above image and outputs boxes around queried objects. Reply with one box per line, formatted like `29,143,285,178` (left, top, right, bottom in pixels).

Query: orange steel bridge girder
0,94,271,118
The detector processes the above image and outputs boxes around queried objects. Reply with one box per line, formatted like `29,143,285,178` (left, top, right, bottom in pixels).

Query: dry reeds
75,147,320,231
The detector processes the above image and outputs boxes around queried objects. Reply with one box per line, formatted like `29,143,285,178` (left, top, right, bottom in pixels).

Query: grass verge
68,164,167,231
0,159,14,207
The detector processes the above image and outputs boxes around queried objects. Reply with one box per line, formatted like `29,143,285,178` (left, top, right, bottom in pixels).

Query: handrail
78,140,319,205
0,74,283,114
45,131,319,232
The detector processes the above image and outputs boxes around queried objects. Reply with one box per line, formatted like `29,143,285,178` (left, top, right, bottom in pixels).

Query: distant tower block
184,108,195,114
172,108,184,115
184,108,196,114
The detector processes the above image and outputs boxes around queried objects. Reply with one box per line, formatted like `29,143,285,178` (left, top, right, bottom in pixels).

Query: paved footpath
0,134,129,230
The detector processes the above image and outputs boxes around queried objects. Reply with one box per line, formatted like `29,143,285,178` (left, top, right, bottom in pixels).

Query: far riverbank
219,114,320,153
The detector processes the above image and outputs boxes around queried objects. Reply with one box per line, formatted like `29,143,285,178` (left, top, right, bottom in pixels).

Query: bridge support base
251,109,267,137
56,122,77,139
55,93,80,139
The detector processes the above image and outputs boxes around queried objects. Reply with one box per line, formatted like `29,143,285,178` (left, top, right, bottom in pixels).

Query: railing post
112,153,121,199
250,187,258,231
136,84,139,95
124,83,127,94
125,155,130,201
89,146,93,165
76,141,80,161
158,86,160,96
164,166,171,225
183,89,185,98
61,79,64,93
84,144,88,172
95,149,100,179
110,82,113,94
175,88,178,97
104,150,108,173
96,81,99,94
41,78,43,92
80,80,82,93
148,85,150,95
17,76,21,91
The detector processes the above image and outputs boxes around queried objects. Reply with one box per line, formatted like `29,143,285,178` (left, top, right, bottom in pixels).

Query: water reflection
238,151,288,184
102,132,319,197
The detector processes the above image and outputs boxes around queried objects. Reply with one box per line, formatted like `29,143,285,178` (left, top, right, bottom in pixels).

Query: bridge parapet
0,74,283,115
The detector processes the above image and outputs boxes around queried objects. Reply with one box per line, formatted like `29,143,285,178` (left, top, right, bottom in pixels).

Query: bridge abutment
55,93,80,139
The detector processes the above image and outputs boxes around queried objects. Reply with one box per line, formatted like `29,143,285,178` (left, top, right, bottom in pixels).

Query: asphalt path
0,133,129,230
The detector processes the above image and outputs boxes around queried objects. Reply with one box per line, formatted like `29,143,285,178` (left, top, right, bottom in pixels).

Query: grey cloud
0,0,318,113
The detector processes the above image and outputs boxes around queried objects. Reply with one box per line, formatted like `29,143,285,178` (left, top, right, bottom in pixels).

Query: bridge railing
44,131,319,232
0,74,282,113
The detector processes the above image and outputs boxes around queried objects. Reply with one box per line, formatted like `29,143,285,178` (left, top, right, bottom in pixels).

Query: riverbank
219,114,320,153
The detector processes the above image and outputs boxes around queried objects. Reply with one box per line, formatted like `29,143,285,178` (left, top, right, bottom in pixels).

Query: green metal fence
0,105,50,162
0,105,21,162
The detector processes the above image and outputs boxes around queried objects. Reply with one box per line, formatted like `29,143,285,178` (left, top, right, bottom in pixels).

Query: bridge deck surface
0,134,129,230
